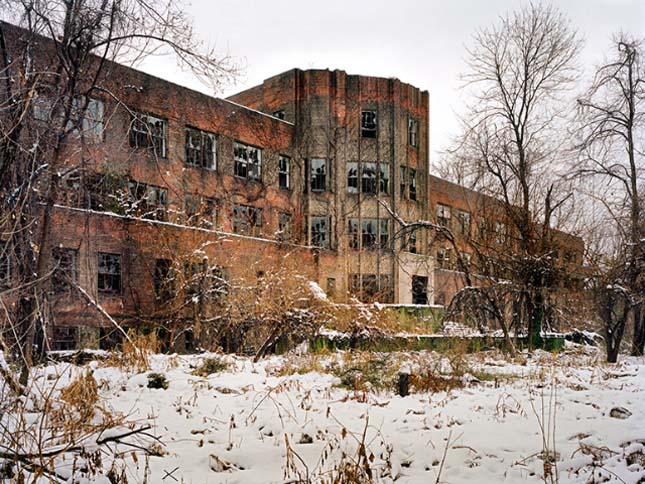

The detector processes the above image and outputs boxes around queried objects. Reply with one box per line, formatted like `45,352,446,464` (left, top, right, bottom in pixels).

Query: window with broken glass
98,253,122,294
127,181,168,220
404,229,418,253
184,261,227,303
234,142,262,181
361,219,378,249
130,112,167,158
310,158,327,192
185,195,218,228
400,165,408,198
349,273,393,303
33,96,104,140
408,118,419,148
437,204,451,227
310,216,329,248
347,162,389,195
409,168,417,201
457,210,471,236
185,127,216,170
279,155,291,189
277,212,292,241
379,164,390,194
52,247,78,293
361,110,377,138
361,162,378,195
348,218,389,250
233,204,263,236
436,248,453,270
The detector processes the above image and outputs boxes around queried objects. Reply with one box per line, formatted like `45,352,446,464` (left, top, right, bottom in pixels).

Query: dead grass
108,330,160,373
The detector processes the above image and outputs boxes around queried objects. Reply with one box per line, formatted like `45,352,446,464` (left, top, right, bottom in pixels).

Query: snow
3,348,645,483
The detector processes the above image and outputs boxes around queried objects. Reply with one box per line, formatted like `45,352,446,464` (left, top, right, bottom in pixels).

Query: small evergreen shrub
147,372,169,389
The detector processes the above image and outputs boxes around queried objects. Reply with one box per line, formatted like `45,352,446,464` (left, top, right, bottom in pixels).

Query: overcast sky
141,0,644,171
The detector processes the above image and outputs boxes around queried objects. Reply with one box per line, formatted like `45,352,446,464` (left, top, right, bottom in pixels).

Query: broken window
348,219,359,249
437,204,451,227
349,218,389,250
0,241,9,287
273,110,285,120
234,142,262,181
408,118,419,148
98,253,122,294
404,229,418,254
185,195,218,228
33,96,104,140
310,158,326,192
310,216,329,248
52,247,78,293
185,127,217,170
277,212,292,241
52,326,77,351
130,112,168,158
279,155,291,189
379,164,390,194
233,204,263,236
409,168,417,201
348,162,388,195
457,210,471,236
361,162,378,195
436,248,452,270
379,219,390,249
127,181,168,221
347,162,358,194
154,259,174,302
400,165,408,198
361,110,377,138
412,276,428,305
184,261,227,303
349,273,393,303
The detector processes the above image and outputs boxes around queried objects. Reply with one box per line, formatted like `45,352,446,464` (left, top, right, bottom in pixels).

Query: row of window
349,273,394,303
46,248,229,299
360,110,420,149
436,248,471,271
436,203,471,236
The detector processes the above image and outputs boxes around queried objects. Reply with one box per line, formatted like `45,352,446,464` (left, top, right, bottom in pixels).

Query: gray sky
141,0,644,170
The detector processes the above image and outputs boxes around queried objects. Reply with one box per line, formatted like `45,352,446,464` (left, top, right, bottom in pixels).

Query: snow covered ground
5,345,645,483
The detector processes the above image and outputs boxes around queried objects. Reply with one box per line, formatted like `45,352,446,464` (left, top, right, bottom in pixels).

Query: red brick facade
0,23,584,350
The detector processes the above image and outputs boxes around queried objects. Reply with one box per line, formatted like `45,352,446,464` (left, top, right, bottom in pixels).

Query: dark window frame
52,247,78,293
310,215,330,248
408,118,419,148
233,141,262,182
361,110,377,138
233,204,263,236
185,127,217,170
310,158,327,192
278,155,291,190
129,111,168,158
98,252,122,294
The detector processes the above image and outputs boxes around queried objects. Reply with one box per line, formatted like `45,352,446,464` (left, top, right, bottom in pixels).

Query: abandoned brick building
0,23,584,350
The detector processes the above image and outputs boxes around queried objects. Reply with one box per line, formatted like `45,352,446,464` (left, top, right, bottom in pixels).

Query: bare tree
447,2,582,349
0,0,238,383
574,35,644,359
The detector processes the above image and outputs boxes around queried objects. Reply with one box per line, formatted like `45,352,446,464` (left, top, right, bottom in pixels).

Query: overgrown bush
192,357,228,377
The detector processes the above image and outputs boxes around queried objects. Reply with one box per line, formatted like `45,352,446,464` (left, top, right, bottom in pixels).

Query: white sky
141,0,645,171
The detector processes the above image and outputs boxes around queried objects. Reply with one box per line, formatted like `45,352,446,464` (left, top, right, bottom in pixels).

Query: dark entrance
412,275,428,305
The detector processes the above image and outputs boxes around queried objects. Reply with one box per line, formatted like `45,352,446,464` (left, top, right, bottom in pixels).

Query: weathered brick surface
0,23,585,348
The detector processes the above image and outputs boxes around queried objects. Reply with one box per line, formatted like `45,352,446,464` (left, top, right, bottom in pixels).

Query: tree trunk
631,303,645,356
